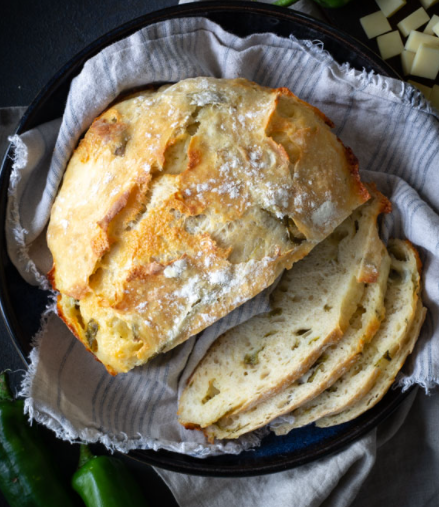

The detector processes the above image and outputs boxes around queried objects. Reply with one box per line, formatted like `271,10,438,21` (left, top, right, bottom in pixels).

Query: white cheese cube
420,0,439,9
433,22,439,37
360,11,392,39
411,43,439,79
405,31,439,52
377,31,404,60
423,14,439,34
401,50,415,75
397,8,430,37
375,0,406,18
430,84,439,109
408,80,432,98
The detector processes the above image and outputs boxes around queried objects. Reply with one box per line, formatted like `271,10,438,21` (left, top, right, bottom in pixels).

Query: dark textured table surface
0,1,436,506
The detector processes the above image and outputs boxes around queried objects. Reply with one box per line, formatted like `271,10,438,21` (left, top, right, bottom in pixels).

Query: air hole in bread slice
295,329,311,336
388,243,408,262
202,380,221,405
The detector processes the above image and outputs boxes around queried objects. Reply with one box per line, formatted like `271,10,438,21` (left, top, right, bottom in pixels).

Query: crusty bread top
47,77,369,373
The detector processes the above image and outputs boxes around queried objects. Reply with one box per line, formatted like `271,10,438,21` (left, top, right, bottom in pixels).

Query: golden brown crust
57,295,80,339
341,143,370,204
57,295,118,376
404,239,423,274
47,266,57,291
48,77,369,374
355,184,391,284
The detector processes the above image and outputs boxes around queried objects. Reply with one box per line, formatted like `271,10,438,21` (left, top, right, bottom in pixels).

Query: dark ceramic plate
0,1,410,477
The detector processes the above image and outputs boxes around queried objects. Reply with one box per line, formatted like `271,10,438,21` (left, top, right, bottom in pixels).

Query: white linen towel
4,14,439,505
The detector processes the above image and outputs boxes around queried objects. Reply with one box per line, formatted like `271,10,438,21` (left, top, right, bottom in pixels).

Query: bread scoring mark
126,262,164,281
90,228,111,258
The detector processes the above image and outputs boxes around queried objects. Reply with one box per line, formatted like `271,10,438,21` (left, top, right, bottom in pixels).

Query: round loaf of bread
47,77,369,374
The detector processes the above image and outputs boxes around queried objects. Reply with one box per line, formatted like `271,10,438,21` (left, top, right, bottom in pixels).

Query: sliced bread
178,189,389,429
273,239,422,435
205,247,390,441
316,298,426,427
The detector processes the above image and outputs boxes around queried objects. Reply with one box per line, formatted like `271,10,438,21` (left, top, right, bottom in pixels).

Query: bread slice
273,239,422,435
205,247,390,441
178,189,389,429
316,298,426,428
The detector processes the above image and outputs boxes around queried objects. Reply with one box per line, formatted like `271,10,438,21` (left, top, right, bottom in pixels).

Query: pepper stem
273,0,300,6
0,372,13,402
78,444,96,469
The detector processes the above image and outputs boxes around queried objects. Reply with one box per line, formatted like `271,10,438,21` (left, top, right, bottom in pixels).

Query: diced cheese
411,43,439,79
397,8,430,37
423,14,439,34
433,22,439,37
405,31,439,52
401,50,415,75
375,0,406,17
420,0,439,9
360,11,392,39
408,80,432,98
377,31,404,60
430,85,439,109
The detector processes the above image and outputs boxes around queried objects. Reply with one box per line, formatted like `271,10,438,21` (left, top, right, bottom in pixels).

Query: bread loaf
47,77,369,374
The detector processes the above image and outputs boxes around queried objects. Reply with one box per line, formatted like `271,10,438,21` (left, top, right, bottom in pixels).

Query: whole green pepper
274,0,353,8
0,372,76,507
72,445,147,507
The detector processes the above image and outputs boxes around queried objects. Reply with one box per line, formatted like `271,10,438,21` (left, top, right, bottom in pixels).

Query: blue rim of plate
0,1,412,477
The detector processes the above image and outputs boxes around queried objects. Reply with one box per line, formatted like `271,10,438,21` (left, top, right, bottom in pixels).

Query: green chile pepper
274,0,353,8
72,445,147,507
0,372,76,507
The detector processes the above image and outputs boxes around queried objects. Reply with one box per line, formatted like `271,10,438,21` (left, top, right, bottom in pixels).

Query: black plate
0,1,410,477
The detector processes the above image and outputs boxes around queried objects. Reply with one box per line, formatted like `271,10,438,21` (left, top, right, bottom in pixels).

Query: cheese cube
420,0,439,9
375,0,406,18
360,11,392,39
423,14,439,34
401,50,415,75
430,85,439,109
408,80,432,98
411,43,439,79
433,22,439,37
397,8,430,37
405,31,439,52
377,31,404,60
